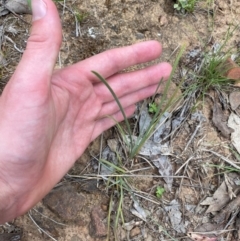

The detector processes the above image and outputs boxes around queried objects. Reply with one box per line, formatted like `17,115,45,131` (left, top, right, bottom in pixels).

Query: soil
1,0,240,241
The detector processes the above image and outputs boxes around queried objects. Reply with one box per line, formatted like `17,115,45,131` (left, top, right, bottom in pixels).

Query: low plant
73,10,88,23
184,27,239,100
92,47,185,239
155,186,165,198
148,102,158,114
174,0,198,13
93,46,185,159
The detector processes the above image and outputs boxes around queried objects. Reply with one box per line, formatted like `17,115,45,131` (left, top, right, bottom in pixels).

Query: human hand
0,0,171,223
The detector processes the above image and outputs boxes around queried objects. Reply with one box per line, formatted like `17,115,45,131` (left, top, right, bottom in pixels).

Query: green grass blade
92,71,133,151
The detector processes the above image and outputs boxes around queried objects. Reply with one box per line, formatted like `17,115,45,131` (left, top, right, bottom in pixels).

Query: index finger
60,41,163,83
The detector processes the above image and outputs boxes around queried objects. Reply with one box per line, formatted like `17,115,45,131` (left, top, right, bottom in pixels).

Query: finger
60,41,163,84
98,84,160,118
94,62,172,103
7,0,62,94
91,105,136,141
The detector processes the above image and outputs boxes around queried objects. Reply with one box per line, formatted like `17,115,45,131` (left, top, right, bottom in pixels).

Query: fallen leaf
164,199,185,233
212,102,233,138
228,113,240,155
200,181,230,213
187,233,217,241
213,195,240,224
130,199,149,222
151,154,173,190
125,135,169,156
229,92,240,110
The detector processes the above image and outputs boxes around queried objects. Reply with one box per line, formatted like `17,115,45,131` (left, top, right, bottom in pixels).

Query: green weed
184,27,239,99
74,10,88,23
148,103,158,114
155,186,165,198
174,0,198,13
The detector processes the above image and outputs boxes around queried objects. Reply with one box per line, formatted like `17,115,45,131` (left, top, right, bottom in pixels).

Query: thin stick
32,208,66,226
28,212,58,241
202,148,240,170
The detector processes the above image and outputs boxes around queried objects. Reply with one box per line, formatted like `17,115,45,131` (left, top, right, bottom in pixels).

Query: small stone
229,92,240,110
130,227,141,238
43,184,85,222
159,15,168,26
136,32,145,39
89,207,107,238
146,234,153,241
107,139,118,152
101,204,108,211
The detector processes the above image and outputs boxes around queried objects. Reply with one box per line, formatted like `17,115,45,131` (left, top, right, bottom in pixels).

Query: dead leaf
164,199,185,233
200,181,230,213
125,135,169,156
130,199,149,222
151,154,173,190
213,195,240,224
187,233,217,241
212,102,233,138
229,92,240,110
228,113,240,155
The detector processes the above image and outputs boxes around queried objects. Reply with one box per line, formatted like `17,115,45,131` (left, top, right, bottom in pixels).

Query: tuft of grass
73,10,88,23
184,26,239,100
93,45,185,159
92,46,185,239
98,158,132,241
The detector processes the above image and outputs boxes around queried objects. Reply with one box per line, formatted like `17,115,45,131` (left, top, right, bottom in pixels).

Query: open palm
0,0,171,223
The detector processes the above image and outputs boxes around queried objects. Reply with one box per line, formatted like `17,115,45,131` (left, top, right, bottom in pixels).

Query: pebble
89,206,107,238
43,184,85,222
130,227,141,238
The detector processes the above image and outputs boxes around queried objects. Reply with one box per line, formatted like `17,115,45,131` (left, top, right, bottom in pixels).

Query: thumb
10,0,62,91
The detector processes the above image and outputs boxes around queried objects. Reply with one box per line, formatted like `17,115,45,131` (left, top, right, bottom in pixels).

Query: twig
202,148,240,170
32,208,66,226
5,36,24,53
28,211,58,241
183,121,202,152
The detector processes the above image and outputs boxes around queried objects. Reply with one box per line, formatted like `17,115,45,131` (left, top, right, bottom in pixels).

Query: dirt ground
1,0,240,240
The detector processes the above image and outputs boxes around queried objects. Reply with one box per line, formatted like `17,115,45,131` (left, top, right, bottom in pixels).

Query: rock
89,207,107,238
43,184,85,222
229,92,240,110
0,232,22,241
159,15,168,26
136,32,145,39
0,0,31,16
130,227,141,238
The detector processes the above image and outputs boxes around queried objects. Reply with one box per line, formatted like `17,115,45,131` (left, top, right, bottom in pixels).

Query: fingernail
32,0,47,21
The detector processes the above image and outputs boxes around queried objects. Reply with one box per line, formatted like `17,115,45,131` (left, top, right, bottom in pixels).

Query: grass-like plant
184,26,239,100
92,46,185,160
92,46,185,239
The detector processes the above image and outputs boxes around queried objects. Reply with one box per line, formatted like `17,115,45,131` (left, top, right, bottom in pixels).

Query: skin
0,0,171,223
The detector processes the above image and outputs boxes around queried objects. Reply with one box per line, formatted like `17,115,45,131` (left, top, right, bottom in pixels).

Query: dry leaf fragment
213,195,240,224
212,102,233,138
187,233,217,241
229,92,240,110
228,113,240,155
151,154,173,190
200,181,230,213
164,200,185,233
